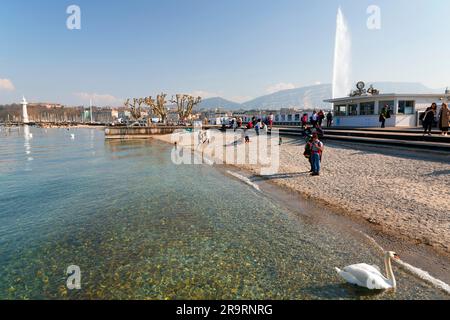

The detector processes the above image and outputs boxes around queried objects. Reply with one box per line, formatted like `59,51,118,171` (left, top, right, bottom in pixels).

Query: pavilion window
398,101,415,114
288,114,293,121
334,105,347,116
379,100,395,114
347,104,358,116
295,114,300,121
360,102,375,115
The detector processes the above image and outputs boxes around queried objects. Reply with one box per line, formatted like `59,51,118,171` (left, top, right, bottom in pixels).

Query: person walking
310,133,324,176
317,110,325,127
326,111,333,127
301,114,308,129
268,113,274,130
422,103,437,136
197,130,205,148
255,119,261,136
438,103,450,136
310,111,318,127
379,105,390,128
232,118,238,131
238,117,243,129
204,129,211,144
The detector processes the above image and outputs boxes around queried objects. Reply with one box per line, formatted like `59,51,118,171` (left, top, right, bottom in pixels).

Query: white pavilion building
324,83,449,127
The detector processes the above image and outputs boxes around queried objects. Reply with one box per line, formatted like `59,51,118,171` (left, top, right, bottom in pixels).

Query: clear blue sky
1,0,449,105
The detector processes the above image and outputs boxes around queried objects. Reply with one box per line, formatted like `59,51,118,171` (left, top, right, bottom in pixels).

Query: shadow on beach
250,172,311,182
423,169,450,177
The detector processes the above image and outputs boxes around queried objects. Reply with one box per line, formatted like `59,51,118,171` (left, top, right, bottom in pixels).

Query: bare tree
171,94,202,123
143,96,155,126
151,94,168,124
124,98,146,125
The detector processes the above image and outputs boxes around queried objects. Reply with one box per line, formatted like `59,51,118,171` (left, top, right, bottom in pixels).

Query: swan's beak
394,254,400,260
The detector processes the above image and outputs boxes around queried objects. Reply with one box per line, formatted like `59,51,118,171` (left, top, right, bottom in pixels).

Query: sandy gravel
153,130,450,254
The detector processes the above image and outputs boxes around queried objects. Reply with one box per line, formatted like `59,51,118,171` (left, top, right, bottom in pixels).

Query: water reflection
23,125,33,171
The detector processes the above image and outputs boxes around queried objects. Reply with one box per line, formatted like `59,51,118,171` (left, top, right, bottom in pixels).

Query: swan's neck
384,254,397,288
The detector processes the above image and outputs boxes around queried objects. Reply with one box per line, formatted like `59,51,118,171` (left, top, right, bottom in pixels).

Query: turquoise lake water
0,127,447,300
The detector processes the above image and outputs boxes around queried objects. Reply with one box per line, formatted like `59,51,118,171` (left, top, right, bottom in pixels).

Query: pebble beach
154,130,450,255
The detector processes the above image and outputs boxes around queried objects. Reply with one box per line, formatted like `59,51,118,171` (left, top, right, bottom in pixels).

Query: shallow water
0,127,447,300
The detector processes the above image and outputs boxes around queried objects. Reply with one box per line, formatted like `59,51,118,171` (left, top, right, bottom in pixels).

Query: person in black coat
422,103,437,136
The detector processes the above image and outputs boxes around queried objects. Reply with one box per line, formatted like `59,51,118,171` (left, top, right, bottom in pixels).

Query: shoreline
151,130,450,283
0,124,106,129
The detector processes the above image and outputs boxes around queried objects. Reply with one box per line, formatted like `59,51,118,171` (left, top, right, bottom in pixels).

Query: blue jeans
312,153,321,173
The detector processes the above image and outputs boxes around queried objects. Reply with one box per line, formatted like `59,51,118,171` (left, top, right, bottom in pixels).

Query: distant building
230,109,312,125
29,103,64,109
201,110,233,125
111,109,119,119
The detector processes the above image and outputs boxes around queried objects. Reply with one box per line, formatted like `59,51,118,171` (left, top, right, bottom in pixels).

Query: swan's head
386,251,400,260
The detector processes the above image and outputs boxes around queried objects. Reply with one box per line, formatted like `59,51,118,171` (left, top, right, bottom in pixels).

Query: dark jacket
423,108,436,123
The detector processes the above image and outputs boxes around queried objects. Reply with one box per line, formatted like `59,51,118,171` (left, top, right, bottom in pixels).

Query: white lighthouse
22,96,29,124
90,99,94,124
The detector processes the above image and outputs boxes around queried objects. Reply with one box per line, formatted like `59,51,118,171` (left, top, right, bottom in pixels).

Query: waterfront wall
104,126,219,139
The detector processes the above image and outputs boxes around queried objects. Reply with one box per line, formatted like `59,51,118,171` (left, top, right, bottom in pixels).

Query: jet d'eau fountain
332,7,352,99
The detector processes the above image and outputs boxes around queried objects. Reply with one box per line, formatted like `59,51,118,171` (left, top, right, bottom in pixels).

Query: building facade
324,93,450,127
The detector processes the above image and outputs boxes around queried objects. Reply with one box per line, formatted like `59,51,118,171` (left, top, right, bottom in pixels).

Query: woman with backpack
379,105,390,128
422,103,437,136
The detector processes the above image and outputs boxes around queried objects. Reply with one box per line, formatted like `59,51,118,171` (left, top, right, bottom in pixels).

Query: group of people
244,116,271,142
421,103,450,136
379,103,450,136
301,110,333,129
225,115,275,143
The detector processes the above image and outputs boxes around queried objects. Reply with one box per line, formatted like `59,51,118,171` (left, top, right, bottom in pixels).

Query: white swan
335,251,400,290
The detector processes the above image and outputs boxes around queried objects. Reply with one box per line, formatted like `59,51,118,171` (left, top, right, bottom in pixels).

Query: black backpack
420,108,431,121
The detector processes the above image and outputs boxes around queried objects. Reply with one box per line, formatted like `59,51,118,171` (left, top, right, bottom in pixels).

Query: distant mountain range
196,97,243,111
197,82,444,111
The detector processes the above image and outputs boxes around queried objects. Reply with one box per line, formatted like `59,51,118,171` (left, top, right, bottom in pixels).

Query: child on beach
309,133,324,176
